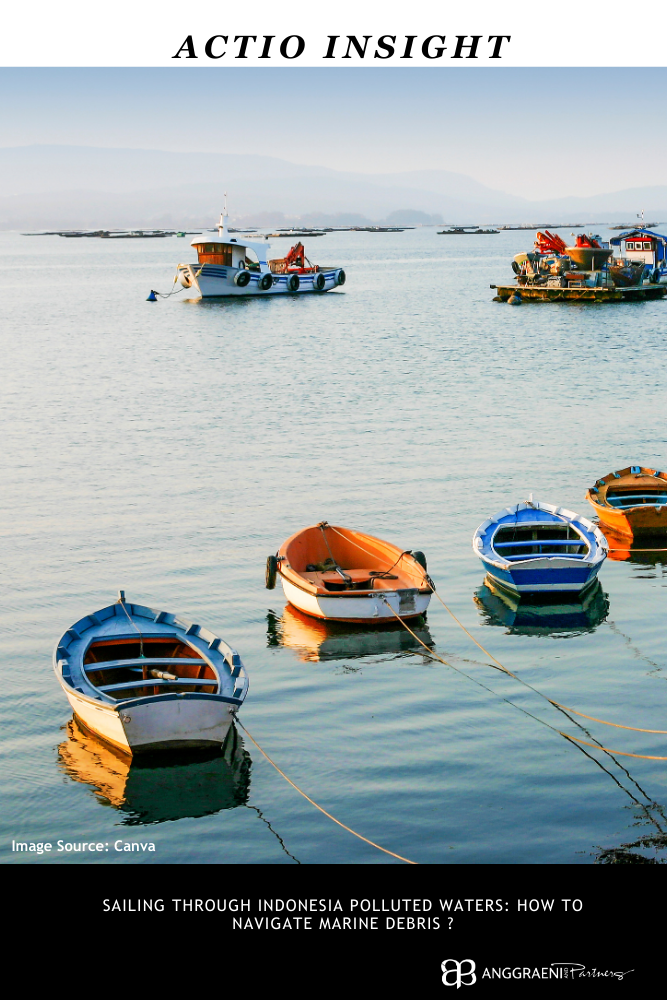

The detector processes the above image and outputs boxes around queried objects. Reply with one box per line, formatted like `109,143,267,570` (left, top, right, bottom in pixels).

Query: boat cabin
190,207,271,272
191,236,268,271
609,228,667,269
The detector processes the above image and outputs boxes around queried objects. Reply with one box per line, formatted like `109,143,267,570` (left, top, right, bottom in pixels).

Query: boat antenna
218,191,229,240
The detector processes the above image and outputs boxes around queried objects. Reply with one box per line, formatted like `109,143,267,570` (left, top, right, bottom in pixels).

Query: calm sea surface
2,226,666,865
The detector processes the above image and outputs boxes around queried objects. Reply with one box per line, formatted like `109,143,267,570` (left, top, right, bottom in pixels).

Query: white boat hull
54,598,248,756
180,263,344,298
66,687,235,754
279,575,431,623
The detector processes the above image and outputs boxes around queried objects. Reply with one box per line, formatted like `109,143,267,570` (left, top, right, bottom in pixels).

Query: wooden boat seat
320,569,374,583
495,539,589,561
300,568,399,591
97,678,219,693
494,540,587,550
85,657,208,673
606,493,667,508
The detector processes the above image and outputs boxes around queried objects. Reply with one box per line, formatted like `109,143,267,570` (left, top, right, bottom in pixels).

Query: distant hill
0,145,666,228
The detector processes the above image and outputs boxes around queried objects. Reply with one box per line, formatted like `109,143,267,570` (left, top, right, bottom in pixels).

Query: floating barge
491,283,666,302
493,228,667,302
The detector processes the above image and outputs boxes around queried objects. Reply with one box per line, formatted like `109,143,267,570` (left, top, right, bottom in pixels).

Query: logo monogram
441,960,476,988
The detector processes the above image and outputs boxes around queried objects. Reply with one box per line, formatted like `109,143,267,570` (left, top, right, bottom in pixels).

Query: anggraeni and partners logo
441,960,634,986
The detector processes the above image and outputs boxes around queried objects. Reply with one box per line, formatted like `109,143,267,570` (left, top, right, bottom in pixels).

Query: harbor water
1,226,666,864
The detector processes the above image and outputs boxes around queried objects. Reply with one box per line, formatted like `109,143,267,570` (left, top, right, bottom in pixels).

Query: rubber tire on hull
287,274,300,292
336,270,346,286
412,550,427,572
652,268,661,284
259,274,273,291
235,270,251,287
313,272,326,291
266,555,278,590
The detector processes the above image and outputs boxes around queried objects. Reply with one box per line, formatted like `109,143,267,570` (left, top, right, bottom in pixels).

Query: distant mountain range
0,145,665,229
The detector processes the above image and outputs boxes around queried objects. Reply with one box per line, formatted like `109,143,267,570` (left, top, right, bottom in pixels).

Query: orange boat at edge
586,465,667,539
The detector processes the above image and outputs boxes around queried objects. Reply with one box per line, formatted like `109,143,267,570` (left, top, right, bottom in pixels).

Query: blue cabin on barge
609,228,667,283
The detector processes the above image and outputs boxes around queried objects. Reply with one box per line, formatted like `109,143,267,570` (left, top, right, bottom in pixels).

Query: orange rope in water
237,720,417,864
381,589,667,761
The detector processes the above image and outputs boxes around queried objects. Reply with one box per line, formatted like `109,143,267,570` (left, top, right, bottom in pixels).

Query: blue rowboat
472,497,608,595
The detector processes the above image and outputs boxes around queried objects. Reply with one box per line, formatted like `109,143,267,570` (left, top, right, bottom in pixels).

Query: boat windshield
492,524,588,560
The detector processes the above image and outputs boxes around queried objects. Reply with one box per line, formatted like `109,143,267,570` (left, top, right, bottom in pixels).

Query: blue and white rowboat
53,592,249,755
472,498,608,595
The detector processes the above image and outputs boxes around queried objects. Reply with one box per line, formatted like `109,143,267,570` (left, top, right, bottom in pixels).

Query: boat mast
218,192,230,241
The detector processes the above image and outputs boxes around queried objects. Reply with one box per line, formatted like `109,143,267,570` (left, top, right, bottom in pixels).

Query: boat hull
64,686,235,754
279,574,430,623
586,497,667,538
180,263,344,298
53,598,248,756
479,557,602,595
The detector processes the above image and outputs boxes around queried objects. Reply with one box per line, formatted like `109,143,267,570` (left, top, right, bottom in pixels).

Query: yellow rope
426,583,667,740
429,585,512,672
549,702,667,734
380,593,667,762
560,734,667,760
236,720,417,865
327,524,423,580
607,548,667,552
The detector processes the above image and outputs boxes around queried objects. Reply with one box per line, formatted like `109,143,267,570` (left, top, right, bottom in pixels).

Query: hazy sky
1,67,664,199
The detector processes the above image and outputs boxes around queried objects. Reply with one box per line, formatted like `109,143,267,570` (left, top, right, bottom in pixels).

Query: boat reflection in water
57,717,251,824
604,529,667,567
474,577,609,636
267,605,434,662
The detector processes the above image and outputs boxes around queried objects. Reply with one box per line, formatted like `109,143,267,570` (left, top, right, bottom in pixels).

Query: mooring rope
426,583,667,738
320,531,665,745
117,594,144,658
236,720,417,864
380,595,667,761
154,274,186,298
327,524,421,579
547,703,667,734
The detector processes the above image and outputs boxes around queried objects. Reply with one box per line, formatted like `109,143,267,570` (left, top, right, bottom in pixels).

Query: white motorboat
176,202,346,298
53,592,249,755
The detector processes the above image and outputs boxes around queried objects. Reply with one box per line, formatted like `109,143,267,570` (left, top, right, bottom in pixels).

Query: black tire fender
336,269,346,286
652,268,661,284
259,273,273,291
235,270,251,287
287,274,300,292
313,272,326,291
265,555,278,590
411,550,427,572
511,261,521,274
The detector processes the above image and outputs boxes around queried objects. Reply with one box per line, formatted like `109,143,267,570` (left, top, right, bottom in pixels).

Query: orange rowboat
586,466,667,539
265,522,432,623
